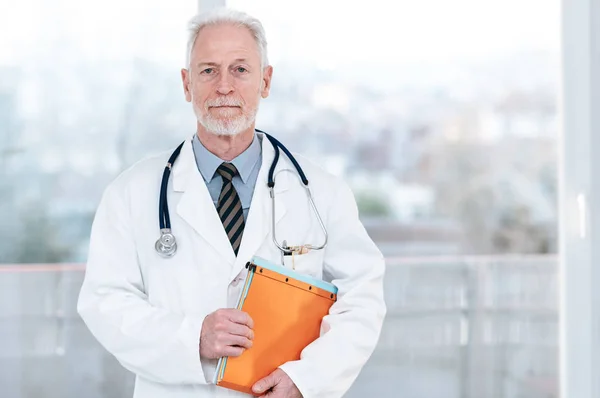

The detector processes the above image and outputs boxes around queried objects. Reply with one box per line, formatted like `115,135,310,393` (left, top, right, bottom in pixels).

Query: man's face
181,23,272,136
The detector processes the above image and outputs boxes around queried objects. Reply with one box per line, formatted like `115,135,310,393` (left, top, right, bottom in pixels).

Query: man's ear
261,66,273,99
181,68,192,103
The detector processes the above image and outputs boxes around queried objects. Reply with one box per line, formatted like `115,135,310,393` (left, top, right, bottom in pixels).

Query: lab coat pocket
282,251,324,279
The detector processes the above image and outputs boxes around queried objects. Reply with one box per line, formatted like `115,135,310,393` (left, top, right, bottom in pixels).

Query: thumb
252,373,276,394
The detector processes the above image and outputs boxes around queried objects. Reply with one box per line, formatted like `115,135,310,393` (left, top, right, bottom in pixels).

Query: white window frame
560,0,600,397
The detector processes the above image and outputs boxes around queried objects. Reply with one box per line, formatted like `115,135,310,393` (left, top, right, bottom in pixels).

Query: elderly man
78,7,386,398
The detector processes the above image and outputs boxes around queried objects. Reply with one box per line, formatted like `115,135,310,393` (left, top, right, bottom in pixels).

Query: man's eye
201,68,214,74
236,67,248,73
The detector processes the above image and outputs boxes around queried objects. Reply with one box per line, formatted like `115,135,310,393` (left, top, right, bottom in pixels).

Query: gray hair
186,8,269,69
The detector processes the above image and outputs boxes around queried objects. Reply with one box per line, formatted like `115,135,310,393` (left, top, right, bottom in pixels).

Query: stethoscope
155,130,328,259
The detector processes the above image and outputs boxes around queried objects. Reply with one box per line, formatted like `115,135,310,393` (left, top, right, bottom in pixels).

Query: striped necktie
216,162,245,256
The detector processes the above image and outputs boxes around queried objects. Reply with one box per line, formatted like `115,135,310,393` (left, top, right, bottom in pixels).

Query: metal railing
0,255,558,398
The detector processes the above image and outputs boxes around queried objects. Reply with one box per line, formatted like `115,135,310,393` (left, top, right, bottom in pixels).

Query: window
227,1,560,397
0,0,567,396
0,1,196,396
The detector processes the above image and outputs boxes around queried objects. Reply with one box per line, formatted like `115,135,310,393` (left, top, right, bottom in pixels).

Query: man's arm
278,178,387,398
77,181,209,385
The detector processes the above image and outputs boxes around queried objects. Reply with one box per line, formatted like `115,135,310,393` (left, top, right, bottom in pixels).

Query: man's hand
199,309,254,359
252,368,302,397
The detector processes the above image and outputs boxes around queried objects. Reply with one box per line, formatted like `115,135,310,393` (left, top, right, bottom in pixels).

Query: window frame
560,0,600,397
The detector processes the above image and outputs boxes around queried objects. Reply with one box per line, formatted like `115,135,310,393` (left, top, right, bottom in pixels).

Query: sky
0,0,560,68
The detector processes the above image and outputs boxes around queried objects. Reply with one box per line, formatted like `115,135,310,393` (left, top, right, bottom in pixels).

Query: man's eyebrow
196,62,219,68
197,59,250,68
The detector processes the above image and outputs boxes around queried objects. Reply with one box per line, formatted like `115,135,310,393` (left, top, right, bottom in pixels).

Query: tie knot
217,162,239,181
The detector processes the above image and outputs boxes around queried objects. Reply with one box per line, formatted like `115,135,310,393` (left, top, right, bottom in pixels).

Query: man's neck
196,125,255,161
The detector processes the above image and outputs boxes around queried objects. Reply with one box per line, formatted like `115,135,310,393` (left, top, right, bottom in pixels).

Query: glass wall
226,1,561,397
0,0,560,396
0,0,197,264
1,0,195,396
228,0,560,258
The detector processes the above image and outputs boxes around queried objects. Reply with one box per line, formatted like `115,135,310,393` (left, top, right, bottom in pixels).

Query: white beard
193,96,260,137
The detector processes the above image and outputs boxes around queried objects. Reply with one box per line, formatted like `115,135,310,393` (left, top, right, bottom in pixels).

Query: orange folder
213,256,338,395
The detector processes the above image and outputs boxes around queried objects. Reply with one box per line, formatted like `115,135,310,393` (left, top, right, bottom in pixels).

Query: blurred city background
0,0,560,396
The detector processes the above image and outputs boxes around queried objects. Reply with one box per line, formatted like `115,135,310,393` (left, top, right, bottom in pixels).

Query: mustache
206,98,243,107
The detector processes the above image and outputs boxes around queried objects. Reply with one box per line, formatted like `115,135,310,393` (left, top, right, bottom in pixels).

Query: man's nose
216,72,234,95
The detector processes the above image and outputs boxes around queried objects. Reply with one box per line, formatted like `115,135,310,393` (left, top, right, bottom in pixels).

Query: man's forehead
196,24,255,46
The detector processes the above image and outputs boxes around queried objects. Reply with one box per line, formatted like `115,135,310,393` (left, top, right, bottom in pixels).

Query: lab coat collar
171,132,291,272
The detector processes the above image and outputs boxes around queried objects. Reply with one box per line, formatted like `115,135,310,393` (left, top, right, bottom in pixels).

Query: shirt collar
192,133,261,184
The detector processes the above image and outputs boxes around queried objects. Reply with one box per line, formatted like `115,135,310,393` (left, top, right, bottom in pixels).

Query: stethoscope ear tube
154,131,326,259
265,133,280,188
156,142,184,258
261,131,309,186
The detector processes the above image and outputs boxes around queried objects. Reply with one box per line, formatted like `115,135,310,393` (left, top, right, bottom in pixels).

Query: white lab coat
77,133,386,398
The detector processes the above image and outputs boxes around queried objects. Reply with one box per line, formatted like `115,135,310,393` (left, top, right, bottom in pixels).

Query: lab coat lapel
173,139,236,267
231,133,290,281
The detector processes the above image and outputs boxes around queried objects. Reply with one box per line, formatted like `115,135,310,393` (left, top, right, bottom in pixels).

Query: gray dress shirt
191,133,262,221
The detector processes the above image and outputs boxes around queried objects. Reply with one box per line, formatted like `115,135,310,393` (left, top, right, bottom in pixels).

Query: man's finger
252,373,276,395
227,309,254,328
228,323,254,340
227,333,253,349
221,345,245,358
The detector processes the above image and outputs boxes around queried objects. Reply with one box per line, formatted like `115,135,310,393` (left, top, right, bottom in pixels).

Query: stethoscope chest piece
155,228,177,258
